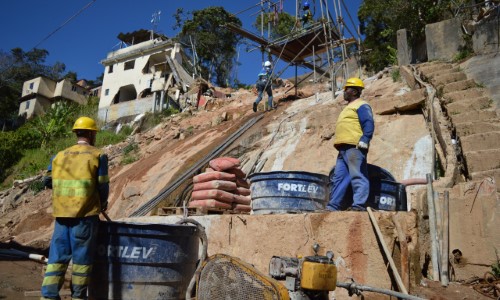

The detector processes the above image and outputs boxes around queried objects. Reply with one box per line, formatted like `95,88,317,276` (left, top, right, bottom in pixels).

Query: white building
18,77,88,119
98,30,193,123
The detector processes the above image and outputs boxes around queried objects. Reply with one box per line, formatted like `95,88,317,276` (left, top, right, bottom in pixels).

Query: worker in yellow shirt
41,116,109,300
326,78,374,211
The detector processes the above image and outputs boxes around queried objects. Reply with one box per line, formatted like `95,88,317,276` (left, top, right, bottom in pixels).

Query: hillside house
18,76,89,119
98,30,194,123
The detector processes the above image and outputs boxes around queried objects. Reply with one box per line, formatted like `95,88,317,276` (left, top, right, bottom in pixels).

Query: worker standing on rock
326,78,374,211
253,60,274,112
40,116,109,300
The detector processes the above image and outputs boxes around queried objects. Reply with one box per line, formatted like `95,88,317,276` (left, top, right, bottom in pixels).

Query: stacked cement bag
189,157,252,213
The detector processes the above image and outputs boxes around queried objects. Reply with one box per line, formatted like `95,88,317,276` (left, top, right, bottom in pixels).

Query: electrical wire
33,0,97,49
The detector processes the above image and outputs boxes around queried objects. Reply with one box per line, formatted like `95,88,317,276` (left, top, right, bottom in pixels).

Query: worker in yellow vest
41,116,109,300
326,78,374,211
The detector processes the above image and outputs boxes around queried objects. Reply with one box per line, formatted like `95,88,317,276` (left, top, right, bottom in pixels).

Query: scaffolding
227,0,362,94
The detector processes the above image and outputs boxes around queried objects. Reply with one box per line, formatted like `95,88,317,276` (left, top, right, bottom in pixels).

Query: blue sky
0,0,362,85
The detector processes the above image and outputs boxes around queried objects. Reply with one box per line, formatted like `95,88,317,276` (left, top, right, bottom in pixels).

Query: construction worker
301,2,313,29
253,60,274,112
41,116,109,300
326,78,374,211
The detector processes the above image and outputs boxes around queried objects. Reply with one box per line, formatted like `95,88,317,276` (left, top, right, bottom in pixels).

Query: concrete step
418,63,453,75
461,131,500,153
470,168,500,192
464,148,500,173
446,96,492,115
455,121,500,137
451,110,498,124
443,88,486,104
442,79,478,94
431,72,467,86
425,67,460,80
372,88,426,115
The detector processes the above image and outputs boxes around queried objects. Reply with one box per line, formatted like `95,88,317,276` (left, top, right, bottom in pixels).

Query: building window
108,65,114,73
25,101,30,109
124,60,135,70
72,85,77,92
29,82,34,89
105,89,109,96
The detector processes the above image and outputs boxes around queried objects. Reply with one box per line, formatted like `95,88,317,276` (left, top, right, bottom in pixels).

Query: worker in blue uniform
41,116,109,300
326,78,374,211
301,2,313,29
253,60,274,112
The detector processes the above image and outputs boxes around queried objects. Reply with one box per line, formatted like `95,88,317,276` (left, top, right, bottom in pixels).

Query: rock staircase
418,62,500,191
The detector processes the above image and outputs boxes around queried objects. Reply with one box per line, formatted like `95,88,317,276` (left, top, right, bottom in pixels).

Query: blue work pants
41,216,99,300
255,80,273,109
327,145,369,211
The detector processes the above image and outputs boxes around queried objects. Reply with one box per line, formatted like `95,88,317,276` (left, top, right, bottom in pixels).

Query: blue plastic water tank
89,221,200,300
248,171,329,214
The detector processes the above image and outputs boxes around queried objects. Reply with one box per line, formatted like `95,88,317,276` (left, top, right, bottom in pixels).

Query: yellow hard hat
344,77,364,90
72,116,98,132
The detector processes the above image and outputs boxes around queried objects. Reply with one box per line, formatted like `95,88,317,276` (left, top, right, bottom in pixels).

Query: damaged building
98,29,194,123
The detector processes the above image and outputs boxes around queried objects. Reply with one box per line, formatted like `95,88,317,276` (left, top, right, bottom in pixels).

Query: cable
33,0,96,49
339,0,361,41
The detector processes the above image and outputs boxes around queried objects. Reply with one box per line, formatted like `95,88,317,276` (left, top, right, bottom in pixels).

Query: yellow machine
269,244,337,300
195,244,336,300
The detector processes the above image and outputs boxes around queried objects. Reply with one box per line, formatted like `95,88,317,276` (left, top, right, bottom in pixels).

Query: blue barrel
89,221,199,300
248,171,329,214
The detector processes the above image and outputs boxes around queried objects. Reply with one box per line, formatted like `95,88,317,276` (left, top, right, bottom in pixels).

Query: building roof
117,29,168,45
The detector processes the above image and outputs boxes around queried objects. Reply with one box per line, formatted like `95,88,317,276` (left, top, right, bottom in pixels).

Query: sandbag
232,204,251,212
236,186,251,196
193,180,237,192
209,157,241,171
191,189,234,203
233,194,251,205
193,171,236,183
189,199,231,209
225,167,247,179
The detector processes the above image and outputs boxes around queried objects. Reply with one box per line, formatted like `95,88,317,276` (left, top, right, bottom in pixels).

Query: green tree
358,0,451,72
175,6,242,87
253,12,296,40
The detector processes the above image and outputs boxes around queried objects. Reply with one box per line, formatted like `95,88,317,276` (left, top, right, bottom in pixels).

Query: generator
269,244,337,300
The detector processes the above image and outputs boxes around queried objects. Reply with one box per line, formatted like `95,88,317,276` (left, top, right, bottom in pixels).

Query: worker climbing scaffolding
253,60,274,112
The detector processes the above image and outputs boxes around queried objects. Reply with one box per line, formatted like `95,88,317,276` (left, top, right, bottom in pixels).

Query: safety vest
51,144,104,217
334,99,370,147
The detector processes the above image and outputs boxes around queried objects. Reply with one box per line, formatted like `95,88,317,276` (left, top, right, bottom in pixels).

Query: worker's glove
101,201,108,212
357,141,369,150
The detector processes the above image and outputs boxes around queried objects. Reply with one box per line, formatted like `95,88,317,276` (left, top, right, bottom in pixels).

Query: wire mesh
198,255,283,300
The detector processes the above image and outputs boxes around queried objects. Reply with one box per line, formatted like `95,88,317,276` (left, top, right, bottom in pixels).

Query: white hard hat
264,61,272,67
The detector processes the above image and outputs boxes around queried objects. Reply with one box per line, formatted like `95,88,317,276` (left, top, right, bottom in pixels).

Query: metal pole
441,191,450,286
295,64,298,97
426,173,440,281
367,207,409,294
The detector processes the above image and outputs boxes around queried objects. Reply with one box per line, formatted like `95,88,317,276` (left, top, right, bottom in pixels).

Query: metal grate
198,254,285,300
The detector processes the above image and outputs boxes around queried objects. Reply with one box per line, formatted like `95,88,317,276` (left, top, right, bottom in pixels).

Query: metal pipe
441,191,450,286
367,207,409,294
336,281,426,300
426,173,440,281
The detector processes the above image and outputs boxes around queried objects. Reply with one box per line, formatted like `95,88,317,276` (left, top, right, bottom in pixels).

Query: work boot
253,102,257,112
351,206,367,212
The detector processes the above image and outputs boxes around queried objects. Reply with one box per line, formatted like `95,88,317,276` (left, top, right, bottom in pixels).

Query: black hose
176,218,208,300
337,281,427,300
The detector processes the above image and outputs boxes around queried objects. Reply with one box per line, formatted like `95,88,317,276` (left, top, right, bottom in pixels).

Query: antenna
151,10,161,34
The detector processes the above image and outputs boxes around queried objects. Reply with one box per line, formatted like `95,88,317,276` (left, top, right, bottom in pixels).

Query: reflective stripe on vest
334,99,370,146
